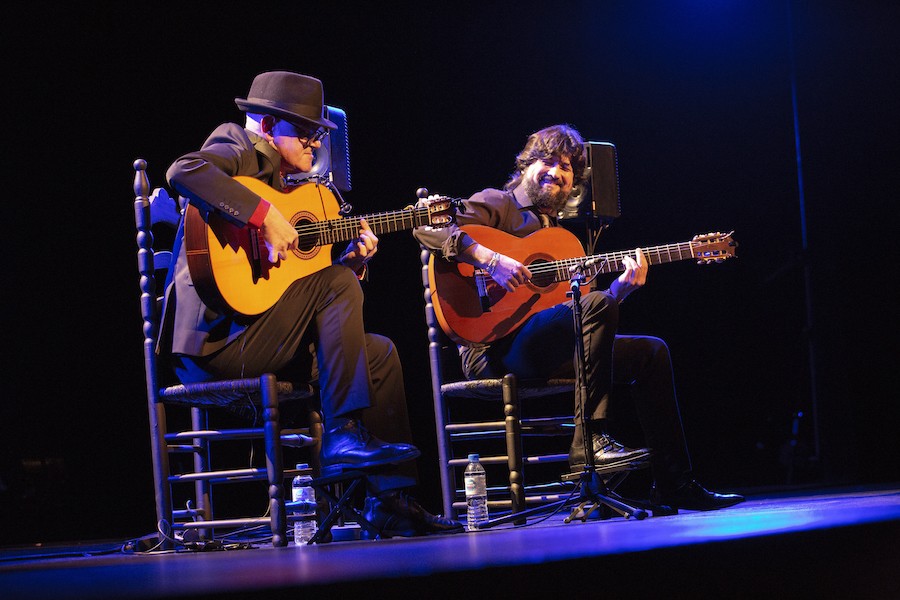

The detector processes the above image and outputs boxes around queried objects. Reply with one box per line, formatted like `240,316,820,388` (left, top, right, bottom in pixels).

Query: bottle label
464,474,486,497
292,480,316,516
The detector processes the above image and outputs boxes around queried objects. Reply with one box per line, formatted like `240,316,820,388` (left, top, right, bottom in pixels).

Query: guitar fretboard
295,207,435,246
528,241,700,285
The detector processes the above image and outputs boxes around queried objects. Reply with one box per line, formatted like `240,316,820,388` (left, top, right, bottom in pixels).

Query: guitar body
429,225,586,345
185,177,343,316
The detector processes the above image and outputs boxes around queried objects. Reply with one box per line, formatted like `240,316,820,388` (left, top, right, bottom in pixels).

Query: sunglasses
292,122,329,144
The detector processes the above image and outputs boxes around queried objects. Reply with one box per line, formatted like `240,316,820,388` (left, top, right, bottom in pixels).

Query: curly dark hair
504,124,587,191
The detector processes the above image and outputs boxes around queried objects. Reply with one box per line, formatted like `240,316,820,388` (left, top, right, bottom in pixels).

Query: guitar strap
518,203,555,229
538,212,553,229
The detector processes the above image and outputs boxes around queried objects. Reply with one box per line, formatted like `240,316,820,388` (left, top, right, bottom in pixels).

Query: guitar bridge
475,270,491,313
249,228,262,281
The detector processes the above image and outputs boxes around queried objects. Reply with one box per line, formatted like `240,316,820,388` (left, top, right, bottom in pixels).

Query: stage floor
2,484,899,599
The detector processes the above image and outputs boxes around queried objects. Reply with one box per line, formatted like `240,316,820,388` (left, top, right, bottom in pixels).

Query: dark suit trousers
174,265,417,492
461,289,692,486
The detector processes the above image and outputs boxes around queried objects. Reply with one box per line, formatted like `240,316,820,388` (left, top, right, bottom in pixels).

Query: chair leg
148,402,173,550
307,409,323,476
431,369,455,519
502,374,526,522
261,374,288,547
191,406,212,540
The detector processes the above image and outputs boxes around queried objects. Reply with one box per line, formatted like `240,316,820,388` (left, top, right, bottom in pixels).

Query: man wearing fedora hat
163,71,462,537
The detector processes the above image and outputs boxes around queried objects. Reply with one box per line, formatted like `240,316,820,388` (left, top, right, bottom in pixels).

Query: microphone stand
563,264,647,522
472,261,647,529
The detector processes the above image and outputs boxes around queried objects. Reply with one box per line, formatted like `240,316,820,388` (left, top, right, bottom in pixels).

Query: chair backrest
133,159,182,392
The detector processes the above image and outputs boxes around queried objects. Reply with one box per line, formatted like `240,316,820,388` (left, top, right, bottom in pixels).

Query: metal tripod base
564,468,647,522
471,459,650,530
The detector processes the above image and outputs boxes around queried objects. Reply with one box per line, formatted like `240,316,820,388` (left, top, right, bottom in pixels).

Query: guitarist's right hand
463,243,531,293
490,254,532,292
260,204,299,264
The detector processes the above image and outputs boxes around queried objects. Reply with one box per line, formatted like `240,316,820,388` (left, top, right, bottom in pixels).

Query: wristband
486,252,501,276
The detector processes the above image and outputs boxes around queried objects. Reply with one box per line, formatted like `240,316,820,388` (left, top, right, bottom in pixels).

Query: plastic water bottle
291,463,317,545
464,453,488,531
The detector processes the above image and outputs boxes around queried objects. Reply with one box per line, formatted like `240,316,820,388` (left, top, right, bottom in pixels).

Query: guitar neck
298,207,433,246
535,241,699,282
593,241,699,272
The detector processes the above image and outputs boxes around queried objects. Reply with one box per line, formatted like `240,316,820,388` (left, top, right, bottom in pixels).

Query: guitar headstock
690,231,738,264
422,195,459,227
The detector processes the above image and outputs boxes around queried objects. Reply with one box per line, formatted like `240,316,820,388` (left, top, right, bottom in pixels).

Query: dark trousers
609,335,692,487
174,266,417,492
460,289,692,486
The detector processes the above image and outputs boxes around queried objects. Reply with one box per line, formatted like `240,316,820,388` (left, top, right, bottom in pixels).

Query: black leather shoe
320,419,420,476
651,480,745,511
361,491,464,538
569,432,652,471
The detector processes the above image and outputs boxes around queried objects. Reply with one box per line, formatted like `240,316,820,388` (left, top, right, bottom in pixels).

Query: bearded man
413,124,744,512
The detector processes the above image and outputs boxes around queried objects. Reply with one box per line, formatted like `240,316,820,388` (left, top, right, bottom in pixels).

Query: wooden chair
420,248,580,523
133,159,320,549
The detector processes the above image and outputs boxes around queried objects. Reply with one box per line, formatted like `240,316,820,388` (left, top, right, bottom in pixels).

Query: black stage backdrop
3,1,898,545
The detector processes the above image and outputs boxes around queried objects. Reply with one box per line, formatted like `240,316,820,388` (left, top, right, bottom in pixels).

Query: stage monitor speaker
289,105,352,191
560,141,620,224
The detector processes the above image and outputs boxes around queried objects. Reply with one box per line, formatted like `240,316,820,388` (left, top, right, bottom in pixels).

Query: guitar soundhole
528,259,556,289
292,213,321,259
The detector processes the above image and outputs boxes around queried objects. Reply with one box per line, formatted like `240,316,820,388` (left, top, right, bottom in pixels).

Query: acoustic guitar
428,225,737,345
185,177,456,315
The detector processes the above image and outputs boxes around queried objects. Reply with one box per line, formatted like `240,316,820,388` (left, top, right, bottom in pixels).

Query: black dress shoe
569,432,652,471
320,419,420,476
361,491,464,538
651,480,745,511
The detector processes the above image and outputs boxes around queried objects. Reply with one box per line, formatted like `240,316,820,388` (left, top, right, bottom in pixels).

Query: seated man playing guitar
162,70,461,537
413,124,743,511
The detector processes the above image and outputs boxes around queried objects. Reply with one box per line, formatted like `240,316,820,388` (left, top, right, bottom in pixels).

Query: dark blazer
161,123,283,357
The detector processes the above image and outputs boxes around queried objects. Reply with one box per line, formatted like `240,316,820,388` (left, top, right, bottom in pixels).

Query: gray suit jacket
160,123,283,357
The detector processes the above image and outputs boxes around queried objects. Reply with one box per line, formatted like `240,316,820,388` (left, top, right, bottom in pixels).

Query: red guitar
185,177,456,315
428,225,737,345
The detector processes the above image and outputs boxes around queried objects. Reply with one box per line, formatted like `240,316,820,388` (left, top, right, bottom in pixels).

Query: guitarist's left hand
609,248,648,302
339,218,379,274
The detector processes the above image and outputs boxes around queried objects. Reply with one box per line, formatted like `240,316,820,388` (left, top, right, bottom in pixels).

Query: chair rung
452,485,512,500
441,379,575,400
169,468,265,483
448,452,567,466
520,417,574,435
523,493,573,504
451,489,574,512
446,421,505,432
165,428,264,441
280,432,315,448
172,508,204,519
172,517,271,530
449,430,504,441
167,444,203,454
449,456,509,467
523,453,569,464
522,416,573,426
453,498,514,511
165,429,313,448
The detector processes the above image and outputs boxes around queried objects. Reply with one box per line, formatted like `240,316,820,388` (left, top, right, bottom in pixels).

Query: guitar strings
524,242,699,277
292,207,436,245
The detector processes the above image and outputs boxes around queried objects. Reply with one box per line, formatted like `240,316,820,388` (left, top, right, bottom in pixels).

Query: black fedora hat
235,71,337,130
